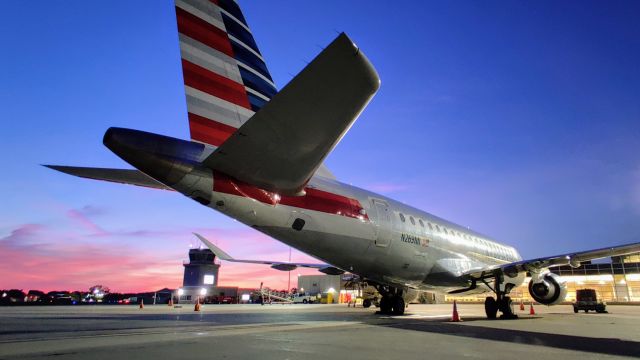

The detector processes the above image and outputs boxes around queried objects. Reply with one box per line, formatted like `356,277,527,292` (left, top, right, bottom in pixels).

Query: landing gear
484,297,498,319
379,296,392,314
482,274,518,320
362,299,372,308
392,296,405,315
374,285,406,315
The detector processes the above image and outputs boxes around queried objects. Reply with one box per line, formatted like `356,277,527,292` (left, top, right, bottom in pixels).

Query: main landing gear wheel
485,297,498,319
362,299,372,308
379,297,392,314
498,296,517,319
392,296,405,315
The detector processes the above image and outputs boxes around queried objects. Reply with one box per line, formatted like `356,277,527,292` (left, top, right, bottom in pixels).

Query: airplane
47,0,639,319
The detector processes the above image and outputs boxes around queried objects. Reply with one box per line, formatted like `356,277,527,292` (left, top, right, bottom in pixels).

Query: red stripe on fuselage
188,112,237,147
182,59,251,109
213,172,368,220
176,7,233,57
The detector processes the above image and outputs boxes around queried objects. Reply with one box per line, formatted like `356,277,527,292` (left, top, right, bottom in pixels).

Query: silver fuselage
204,173,525,294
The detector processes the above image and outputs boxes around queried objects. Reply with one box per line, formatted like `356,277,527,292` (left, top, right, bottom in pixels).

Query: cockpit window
410,216,416,225
399,213,405,222
419,219,424,227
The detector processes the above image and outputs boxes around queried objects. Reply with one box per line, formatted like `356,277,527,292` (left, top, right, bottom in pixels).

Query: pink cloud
0,218,326,293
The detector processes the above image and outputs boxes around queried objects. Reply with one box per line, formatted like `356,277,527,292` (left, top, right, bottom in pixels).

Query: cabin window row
397,212,516,259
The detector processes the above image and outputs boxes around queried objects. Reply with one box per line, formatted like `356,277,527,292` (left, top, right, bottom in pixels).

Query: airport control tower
177,247,241,304
183,248,220,288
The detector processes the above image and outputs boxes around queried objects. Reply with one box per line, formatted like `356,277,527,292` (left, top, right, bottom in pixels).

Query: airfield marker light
200,288,207,295
2,292,6,298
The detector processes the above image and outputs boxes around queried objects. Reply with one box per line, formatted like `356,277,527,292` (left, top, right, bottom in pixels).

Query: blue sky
1,1,639,291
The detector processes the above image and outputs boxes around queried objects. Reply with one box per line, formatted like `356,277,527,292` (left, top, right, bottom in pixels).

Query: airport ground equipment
573,289,607,313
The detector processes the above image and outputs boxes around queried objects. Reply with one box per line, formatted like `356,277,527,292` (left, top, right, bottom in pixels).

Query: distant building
448,252,640,303
176,247,241,304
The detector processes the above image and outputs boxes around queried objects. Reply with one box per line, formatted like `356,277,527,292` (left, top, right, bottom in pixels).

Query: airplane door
372,199,392,247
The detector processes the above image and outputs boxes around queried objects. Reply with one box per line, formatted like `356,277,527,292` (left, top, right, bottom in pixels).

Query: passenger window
435,225,441,232
399,213,405,222
419,219,424,227
443,228,448,235
428,222,433,230
410,216,415,225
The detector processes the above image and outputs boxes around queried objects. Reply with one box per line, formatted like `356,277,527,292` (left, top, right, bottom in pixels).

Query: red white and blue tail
175,0,277,148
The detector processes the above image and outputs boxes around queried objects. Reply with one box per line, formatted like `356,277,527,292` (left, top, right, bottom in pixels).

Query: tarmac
0,303,638,359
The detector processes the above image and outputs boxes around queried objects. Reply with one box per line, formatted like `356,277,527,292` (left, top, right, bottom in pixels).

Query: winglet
193,233,233,261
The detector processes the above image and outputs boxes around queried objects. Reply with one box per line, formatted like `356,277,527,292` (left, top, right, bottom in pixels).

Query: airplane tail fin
175,0,277,148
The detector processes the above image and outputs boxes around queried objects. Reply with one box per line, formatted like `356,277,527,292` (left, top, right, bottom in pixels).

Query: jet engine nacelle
528,272,567,305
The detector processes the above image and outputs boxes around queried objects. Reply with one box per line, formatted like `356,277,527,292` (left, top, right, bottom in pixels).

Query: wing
44,165,173,191
194,233,344,275
202,33,380,195
462,241,640,280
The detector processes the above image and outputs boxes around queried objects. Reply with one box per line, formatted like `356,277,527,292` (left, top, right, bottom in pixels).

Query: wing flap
44,165,173,190
202,33,380,195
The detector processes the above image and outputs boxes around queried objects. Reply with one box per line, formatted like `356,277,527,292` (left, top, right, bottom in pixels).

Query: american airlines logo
400,233,430,248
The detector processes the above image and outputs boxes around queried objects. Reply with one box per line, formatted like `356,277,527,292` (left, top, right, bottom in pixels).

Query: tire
485,297,498,319
584,309,588,313
363,299,372,308
392,297,405,315
302,299,308,304
573,307,578,313
379,297,392,314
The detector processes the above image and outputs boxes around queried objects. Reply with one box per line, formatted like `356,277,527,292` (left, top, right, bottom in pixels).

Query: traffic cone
450,300,462,322
194,298,201,312
168,298,173,307
519,299,525,311
139,299,144,309
529,302,535,315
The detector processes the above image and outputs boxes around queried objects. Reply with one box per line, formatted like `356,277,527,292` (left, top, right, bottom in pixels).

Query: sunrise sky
1,1,639,292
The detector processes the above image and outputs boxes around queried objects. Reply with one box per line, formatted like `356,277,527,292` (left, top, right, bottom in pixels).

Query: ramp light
200,288,207,295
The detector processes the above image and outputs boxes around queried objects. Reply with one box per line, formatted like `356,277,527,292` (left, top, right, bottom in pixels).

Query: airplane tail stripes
174,0,277,148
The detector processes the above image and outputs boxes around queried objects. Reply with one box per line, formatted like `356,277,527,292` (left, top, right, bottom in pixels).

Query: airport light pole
288,247,292,295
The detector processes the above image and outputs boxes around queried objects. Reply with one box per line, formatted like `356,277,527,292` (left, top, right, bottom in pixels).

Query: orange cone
529,302,535,315
139,299,144,309
450,300,462,322
168,298,173,307
519,299,525,311
194,298,201,312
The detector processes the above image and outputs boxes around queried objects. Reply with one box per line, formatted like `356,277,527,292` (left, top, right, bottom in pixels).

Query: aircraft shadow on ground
379,318,640,358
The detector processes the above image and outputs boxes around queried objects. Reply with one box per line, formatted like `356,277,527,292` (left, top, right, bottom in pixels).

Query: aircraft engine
528,272,567,305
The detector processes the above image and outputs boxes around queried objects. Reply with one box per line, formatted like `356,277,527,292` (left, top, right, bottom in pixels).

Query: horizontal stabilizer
44,165,173,191
203,33,380,195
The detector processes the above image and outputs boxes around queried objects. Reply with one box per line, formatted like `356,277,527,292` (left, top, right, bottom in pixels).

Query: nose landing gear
483,274,517,319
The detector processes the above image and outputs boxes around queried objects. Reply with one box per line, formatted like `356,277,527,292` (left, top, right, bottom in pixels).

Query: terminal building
298,253,640,304
448,253,640,303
